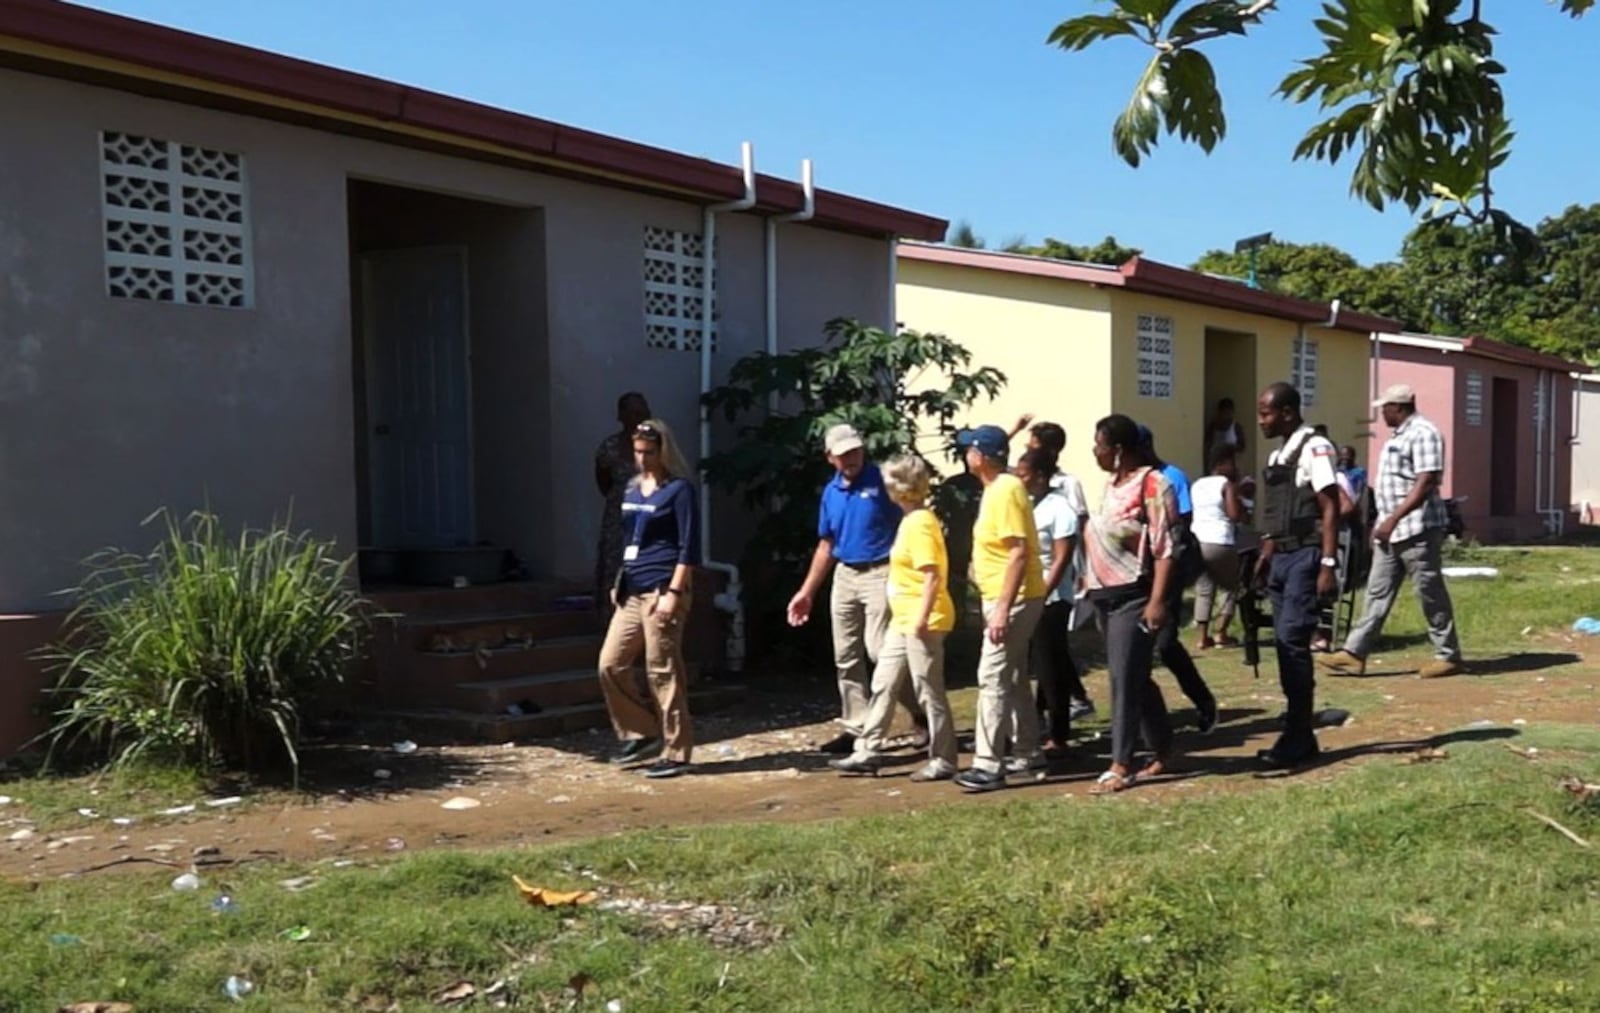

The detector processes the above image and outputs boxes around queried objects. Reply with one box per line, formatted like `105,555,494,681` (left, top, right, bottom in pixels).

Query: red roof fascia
896,242,1123,286
1119,257,1403,334
1460,336,1590,374
1,0,945,239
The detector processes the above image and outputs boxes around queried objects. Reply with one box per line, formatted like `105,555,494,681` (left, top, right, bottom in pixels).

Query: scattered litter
384,837,407,852
1442,566,1499,579
223,974,255,1001
716,744,736,757
57,1004,134,1013
0,795,10,805
1525,808,1592,849
331,859,357,868
512,874,597,907
1573,617,1600,636
144,844,176,854
1559,777,1600,802
76,808,98,818
1514,719,1528,726
884,790,903,797
172,872,201,891
546,795,572,805
9,828,35,842
392,740,419,755
1465,719,1497,729
194,845,220,857
598,895,784,950
205,797,243,808
111,817,135,827
440,797,481,811
433,980,476,1005
280,925,313,942
49,933,84,947
1521,626,1535,636
211,895,239,916
373,769,392,780
1404,747,1449,764
279,875,317,893
158,805,196,816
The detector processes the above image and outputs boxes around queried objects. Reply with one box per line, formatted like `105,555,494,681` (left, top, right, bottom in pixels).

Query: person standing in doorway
787,424,927,754
596,419,698,779
1206,398,1246,463
594,392,653,609
953,425,1047,793
1253,383,1342,769
1322,385,1464,679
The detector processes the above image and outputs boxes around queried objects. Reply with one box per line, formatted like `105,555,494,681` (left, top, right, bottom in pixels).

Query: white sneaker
1003,755,1049,780
908,760,957,782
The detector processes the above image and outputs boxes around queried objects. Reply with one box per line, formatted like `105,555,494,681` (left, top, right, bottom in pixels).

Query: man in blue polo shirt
788,423,927,754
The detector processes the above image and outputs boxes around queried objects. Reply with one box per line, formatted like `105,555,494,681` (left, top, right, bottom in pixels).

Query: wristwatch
1320,556,1337,568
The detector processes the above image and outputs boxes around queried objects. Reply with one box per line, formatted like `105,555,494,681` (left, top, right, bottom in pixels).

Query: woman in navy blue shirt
597,418,701,778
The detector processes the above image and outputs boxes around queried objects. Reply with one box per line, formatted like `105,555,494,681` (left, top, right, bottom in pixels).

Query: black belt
838,558,889,572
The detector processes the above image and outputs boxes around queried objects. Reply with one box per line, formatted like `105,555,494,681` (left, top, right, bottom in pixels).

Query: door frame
359,244,476,547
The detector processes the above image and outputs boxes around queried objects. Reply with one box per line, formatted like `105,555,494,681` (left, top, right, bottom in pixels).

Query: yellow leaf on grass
512,873,598,907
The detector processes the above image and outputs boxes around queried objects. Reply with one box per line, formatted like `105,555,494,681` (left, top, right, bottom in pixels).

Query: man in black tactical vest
1253,382,1342,769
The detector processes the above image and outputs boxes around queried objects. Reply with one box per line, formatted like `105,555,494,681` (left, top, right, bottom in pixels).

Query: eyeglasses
633,423,662,443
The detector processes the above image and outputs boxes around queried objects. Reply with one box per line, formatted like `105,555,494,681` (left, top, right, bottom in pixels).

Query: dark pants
1030,599,1086,742
1096,590,1172,768
1268,545,1320,742
1153,578,1216,719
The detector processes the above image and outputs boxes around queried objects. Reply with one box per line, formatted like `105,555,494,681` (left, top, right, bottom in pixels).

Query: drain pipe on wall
764,159,815,413
1535,368,1547,533
698,141,756,673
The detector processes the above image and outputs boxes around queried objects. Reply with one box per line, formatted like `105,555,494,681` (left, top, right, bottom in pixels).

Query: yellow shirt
972,473,1046,603
887,508,955,633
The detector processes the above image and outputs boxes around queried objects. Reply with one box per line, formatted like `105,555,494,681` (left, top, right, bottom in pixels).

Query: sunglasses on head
633,423,662,442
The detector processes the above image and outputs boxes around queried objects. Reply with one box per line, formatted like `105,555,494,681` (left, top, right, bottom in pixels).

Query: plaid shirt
1375,413,1448,543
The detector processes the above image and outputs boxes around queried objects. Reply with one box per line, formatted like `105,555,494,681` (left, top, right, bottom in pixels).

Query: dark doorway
1490,377,1518,517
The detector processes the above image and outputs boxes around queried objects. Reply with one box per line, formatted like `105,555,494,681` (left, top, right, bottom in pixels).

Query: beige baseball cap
824,423,864,456
1371,383,1416,408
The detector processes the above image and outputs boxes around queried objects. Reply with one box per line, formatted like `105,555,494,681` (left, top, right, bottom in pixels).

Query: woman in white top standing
1191,445,1247,651
1015,448,1086,753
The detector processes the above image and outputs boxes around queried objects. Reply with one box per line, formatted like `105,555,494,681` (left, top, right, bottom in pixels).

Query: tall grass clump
38,509,369,782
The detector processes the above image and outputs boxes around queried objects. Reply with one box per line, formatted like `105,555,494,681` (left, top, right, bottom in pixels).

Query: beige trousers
830,561,919,734
851,628,957,767
597,588,693,762
972,597,1044,774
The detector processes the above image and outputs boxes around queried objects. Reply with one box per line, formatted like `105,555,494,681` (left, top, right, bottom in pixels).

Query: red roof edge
1,0,945,240
1460,335,1590,375
1120,257,1403,334
896,242,1124,286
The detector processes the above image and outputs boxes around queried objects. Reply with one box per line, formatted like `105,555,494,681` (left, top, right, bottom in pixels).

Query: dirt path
3,645,1596,882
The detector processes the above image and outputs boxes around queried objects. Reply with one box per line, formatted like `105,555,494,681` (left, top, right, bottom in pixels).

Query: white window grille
1464,370,1484,426
1291,334,1319,407
100,131,251,307
1135,313,1174,399
642,225,716,351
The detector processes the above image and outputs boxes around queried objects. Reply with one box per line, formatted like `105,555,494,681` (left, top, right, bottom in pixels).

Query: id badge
623,545,640,562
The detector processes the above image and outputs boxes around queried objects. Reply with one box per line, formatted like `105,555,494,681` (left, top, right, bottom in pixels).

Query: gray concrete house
0,1,945,753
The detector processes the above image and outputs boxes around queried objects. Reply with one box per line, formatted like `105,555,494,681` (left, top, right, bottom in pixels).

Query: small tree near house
701,317,1005,664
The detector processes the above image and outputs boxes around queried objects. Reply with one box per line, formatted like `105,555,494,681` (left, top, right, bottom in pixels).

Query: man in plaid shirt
1322,384,1464,678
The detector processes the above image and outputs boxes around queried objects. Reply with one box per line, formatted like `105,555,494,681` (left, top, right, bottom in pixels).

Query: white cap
824,423,864,456
1371,383,1416,408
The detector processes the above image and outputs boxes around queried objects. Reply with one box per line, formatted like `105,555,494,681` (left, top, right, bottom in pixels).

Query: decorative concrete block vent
642,225,716,351
100,130,252,308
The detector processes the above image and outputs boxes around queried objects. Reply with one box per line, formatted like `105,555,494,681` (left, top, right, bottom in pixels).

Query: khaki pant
852,628,957,767
597,588,693,762
974,597,1044,773
830,562,918,734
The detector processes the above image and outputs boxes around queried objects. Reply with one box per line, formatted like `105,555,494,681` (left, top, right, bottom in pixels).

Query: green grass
3,730,1598,1011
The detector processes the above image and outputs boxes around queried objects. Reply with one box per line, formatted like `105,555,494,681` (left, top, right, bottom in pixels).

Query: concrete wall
1575,377,1600,524
895,259,1114,491
0,66,893,608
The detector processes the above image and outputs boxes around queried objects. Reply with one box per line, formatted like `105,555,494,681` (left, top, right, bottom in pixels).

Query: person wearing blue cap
952,424,1047,793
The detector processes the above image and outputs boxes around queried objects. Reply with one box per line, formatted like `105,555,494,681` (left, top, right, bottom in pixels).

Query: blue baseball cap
955,424,1009,458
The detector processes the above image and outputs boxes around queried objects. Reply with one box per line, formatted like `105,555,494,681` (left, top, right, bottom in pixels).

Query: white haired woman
597,418,699,779
829,454,959,781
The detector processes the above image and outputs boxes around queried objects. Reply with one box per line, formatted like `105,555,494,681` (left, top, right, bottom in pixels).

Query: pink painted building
1371,334,1586,542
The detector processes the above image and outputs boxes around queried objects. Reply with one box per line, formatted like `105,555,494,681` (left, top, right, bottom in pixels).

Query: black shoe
1256,735,1320,770
828,754,879,775
643,758,691,779
610,737,662,765
954,768,1008,793
1196,704,1219,736
817,732,857,755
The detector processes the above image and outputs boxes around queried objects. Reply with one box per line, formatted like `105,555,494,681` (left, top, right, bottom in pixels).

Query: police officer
1253,382,1341,769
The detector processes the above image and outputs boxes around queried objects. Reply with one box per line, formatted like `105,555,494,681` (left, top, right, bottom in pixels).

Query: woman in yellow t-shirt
829,455,959,781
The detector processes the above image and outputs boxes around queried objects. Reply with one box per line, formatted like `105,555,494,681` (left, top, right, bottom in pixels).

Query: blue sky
81,0,1593,267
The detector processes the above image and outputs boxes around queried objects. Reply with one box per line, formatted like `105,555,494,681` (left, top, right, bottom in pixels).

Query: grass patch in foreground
5,728,1600,1011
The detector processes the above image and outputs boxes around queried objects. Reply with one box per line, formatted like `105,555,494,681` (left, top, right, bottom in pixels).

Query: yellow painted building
896,242,1400,494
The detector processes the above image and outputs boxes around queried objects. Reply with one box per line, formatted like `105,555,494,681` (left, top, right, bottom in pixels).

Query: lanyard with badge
624,479,668,563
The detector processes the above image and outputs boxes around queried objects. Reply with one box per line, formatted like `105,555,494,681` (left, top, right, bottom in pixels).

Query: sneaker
609,737,662,766
1068,699,1097,721
1318,651,1366,677
817,732,857,755
642,758,691,779
1195,704,1219,736
954,767,1008,793
828,754,879,775
1419,658,1464,679
909,760,957,782
1003,755,1049,779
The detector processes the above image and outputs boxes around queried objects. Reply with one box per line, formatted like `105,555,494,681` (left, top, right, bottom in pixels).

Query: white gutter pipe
699,141,756,673
764,159,815,413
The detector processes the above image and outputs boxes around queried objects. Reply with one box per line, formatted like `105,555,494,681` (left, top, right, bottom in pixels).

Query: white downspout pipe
764,159,815,413
1546,370,1565,535
887,236,899,332
700,141,756,673
1535,368,1545,533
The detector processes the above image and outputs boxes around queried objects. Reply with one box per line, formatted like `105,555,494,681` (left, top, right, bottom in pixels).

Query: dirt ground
3,639,1596,882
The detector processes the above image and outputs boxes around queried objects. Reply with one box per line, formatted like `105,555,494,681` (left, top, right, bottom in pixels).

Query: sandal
1089,768,1138,795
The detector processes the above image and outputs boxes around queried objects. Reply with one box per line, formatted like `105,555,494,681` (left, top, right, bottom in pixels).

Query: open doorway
1203,327,1258,474
348,180,549,583
1491,377,1518,517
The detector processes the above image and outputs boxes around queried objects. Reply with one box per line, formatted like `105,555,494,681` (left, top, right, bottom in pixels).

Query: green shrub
38,509,369,782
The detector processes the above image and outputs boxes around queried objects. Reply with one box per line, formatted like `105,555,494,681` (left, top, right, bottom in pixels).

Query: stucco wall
1108,293,1374,482
0,66,893,607
1575,378,1600,524
895,259,1114,491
